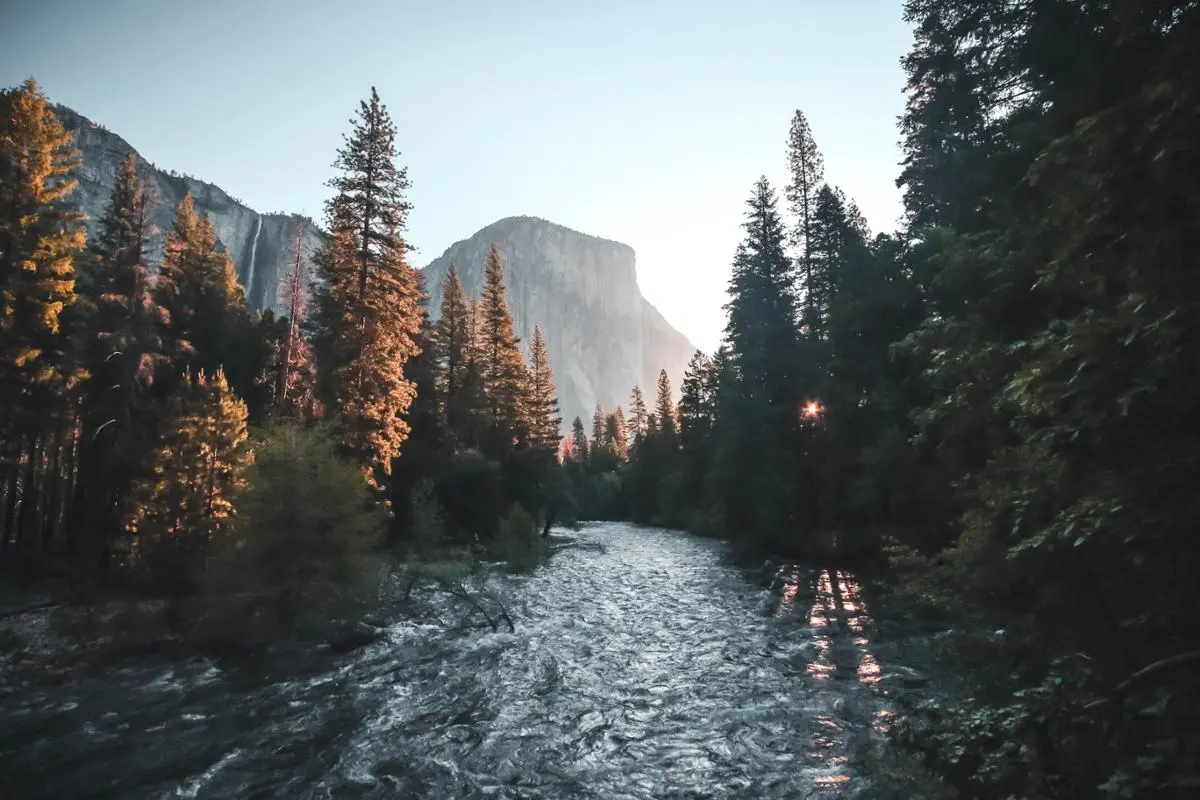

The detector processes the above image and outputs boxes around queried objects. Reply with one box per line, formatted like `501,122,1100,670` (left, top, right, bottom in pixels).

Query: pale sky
1,0,911,353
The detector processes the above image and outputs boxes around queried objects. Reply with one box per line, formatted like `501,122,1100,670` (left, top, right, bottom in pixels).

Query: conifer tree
266,219,319,419
74,153,169,562
128,370,251,588
156,194,246,381
805,184,871,338
627,386,647,448
678,352,714,444
718,178,801,546
785,110,825,334
433,264,472,435
309,88,424,487
609,410,628,460
677,351,716,509
525,326,561,452
0,79,86,569
478,244,529,448
591,402,606,449
604,411,626,461
569,416,588,463
653,369,677,439
0,79,84,405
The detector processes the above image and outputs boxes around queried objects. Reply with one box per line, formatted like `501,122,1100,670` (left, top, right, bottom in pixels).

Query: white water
245,217,262,306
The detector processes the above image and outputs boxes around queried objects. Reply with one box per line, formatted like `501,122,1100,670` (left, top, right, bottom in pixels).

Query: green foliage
197,424,385,643
156,193,246,383
309,88,423,489
436,449,506,542
491,503,545,572
126,370,252,592
407,479,447,555
882,3,1200,797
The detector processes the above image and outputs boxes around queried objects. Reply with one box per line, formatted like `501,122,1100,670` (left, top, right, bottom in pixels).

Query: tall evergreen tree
0,79,86,571
569,416,588,463
156,194,245,381
128,369,251,590
717,177,801,547
478,244,529,450
73,154,168,569
267,219,318,419
591,402,606,450
803,184,870,338
626,386,647,448
610,406,629,461
433,264,472,436
653,369,677,439
309,88,424,488
525,326,561,452
785,110,825,333
678,352,714,446
677,351,717,521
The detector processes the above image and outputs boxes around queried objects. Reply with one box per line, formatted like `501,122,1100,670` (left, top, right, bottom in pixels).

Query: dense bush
195,424,386,646
491,504,545,572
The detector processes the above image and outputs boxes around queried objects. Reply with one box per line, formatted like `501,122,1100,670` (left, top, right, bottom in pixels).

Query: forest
3,0,1199,797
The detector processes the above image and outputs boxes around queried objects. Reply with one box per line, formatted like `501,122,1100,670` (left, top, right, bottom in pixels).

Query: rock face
56,105,698,431
423,217,697,431
55,105,323,314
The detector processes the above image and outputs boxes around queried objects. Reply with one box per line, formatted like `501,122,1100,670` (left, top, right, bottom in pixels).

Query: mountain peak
423,218,694,429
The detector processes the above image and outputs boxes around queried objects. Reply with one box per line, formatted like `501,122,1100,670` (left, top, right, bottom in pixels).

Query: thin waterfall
245,216,262,307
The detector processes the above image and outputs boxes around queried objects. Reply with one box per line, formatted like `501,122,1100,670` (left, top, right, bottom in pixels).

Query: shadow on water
0,522,936,799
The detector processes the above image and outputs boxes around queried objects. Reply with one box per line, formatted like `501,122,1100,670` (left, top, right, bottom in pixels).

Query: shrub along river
0,522,946,799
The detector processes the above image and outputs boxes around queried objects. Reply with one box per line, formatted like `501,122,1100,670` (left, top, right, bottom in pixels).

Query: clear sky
1,0,911,353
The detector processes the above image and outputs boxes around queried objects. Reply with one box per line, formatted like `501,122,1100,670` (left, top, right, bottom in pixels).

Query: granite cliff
55,105,323,314
422,217,697,430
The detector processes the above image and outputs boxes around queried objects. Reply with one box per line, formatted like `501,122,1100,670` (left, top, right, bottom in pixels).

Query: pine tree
0,79,86,571
525,326,561,452
723,178,798,408
156,194,246,381
627,386,648,448
677,350,717,513
604,411,626,461
654,369,677,439
805,184,871,338
718,178,801,546
786,110,825,333
678,352,714,442
266,218,319,419
309,88,424,488
74,153,169,565
478,245,529,449
0,79,84,403
434,264,474,439
128,369,251,589
610,406,629,461
591,402,606,449
569,416,588,463
389,294,450,543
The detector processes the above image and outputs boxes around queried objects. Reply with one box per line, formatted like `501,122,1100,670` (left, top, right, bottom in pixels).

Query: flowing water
245,216,262,307
0,523,927,799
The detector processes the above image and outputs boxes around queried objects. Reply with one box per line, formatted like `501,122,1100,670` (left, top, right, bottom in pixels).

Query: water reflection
777,567,881,687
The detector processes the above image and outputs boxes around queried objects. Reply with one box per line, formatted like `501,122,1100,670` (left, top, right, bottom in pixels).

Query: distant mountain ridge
57,105,698,431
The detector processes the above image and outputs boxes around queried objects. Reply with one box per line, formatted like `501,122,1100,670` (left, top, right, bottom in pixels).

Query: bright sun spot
803,401,822,419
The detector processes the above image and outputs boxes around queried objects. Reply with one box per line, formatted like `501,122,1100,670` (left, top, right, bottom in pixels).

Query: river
0,522,932,799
